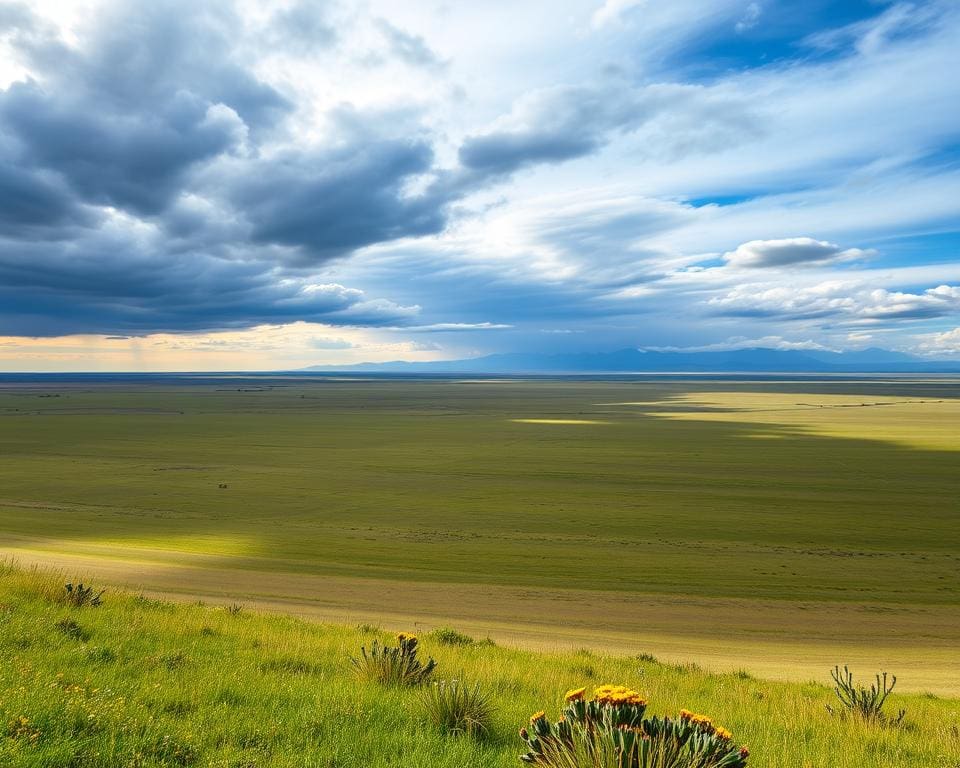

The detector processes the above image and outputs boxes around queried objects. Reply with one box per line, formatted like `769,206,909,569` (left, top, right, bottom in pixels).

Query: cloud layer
0,0,958,366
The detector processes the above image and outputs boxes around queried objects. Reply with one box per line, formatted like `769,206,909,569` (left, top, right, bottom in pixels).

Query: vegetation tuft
350,632,437,686
519,685,749,767
54,618,89,641
63,582,104,608
422,678,494,737
828,666,905,725
429,627,476,646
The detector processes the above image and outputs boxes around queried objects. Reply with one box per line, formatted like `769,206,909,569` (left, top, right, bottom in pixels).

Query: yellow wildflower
565,687,587,702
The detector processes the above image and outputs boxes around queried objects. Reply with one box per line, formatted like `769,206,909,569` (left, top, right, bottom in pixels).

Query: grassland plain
0,376,958,693
1,565,958,768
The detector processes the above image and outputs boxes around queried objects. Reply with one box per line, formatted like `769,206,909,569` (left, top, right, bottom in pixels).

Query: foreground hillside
1,566,958,767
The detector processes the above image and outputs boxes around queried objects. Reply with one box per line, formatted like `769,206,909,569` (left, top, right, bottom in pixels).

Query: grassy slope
1,379,959,691
1,567,958,768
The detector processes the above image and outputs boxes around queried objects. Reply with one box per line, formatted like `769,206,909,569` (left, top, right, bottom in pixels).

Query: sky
0,0,958,371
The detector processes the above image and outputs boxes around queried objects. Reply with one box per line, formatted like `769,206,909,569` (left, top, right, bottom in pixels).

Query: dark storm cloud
0,83,246,215
0,1,288,215
225,138,448,260
0,1,453,335
0,230,418,336
0,158,97,236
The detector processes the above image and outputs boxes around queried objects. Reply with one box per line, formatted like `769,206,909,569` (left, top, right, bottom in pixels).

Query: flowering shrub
519,685,749,768
351,632,437,686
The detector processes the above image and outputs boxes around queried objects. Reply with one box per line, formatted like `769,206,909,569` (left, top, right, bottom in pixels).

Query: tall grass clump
519,685,749,768
422,679,494,737
62,582,104,607
828,666,905,725
350,632,436,686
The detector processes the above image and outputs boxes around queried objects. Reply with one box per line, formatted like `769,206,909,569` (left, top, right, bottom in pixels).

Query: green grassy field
2,565,958,767
1,377,958,693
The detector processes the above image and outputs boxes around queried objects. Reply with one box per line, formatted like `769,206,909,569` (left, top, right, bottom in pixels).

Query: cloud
0,0,959,362
591,0,644,28
722,237,871,268
399,322,513,332
375,19,445,70
0,1,289,215
222,135,448,261
0,1,462,335
0,155,97,235
309,336,355,350
805,2,940,57
646,335,834,353
458,82,761,176
266,0,337,55
735,2,762,34
0,218,420,335
709,281,960,323
914,326,960,356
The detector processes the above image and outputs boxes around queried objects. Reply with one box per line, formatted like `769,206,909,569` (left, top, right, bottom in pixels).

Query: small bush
351,632,436,686
63,582,104,607
519,684,749,767
55,618,90,641
429,627,475,646
828,665,905,725
422,679,494,737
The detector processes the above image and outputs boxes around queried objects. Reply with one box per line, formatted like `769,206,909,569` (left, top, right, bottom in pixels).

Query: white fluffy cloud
914,327,960,356
722,238,871,269
709,282,960,324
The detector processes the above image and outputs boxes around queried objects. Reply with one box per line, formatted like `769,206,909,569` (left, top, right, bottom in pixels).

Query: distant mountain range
303,347,960,374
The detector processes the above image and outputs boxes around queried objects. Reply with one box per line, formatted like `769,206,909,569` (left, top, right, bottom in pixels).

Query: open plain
2,375,958,693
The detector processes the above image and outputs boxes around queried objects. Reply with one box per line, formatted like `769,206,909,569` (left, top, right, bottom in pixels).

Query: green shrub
429,627,476,646
519,684,749,767
350,632,436,686
422,679,494,737
828,666,905,725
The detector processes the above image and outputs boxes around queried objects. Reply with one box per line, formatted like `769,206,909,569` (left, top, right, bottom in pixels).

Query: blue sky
0,0,958,370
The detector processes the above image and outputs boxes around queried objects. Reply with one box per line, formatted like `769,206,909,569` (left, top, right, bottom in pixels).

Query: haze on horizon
0,0,958,371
